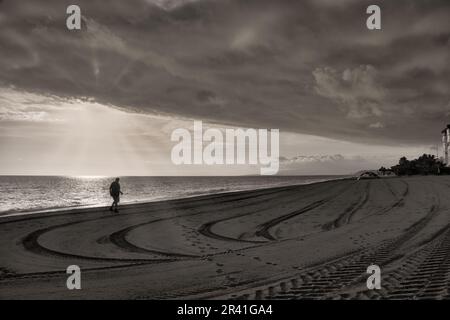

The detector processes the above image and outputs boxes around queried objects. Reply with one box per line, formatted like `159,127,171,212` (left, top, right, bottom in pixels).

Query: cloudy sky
0,0,449,175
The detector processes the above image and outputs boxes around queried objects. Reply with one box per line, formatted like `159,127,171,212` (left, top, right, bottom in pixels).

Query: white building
442,124,450,165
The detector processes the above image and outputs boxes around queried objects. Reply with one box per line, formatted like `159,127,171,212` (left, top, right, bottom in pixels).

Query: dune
1,176,450,299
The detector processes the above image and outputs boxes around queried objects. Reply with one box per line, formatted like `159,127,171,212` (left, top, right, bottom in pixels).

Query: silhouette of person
109,178,123,213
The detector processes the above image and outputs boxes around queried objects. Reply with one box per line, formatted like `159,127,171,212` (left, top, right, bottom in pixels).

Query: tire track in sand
198,180,354,243
198,181,440,300
17,185,301,263
355,224,450,299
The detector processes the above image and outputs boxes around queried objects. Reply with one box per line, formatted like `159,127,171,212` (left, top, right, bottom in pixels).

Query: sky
0,0,449,176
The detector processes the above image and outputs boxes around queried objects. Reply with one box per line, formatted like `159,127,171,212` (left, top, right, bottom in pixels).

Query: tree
390,154,444,176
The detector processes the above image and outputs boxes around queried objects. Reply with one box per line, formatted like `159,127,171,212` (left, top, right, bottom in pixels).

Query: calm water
0,175,344,214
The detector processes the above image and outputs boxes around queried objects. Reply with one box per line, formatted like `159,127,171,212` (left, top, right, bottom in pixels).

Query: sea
0,175,345,215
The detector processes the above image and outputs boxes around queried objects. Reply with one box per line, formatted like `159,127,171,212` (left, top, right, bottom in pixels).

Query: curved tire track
22,221,175,264
199,182,356,243
205,186,441,300
255,182,359,240
17,186,303,262
322,181,371,231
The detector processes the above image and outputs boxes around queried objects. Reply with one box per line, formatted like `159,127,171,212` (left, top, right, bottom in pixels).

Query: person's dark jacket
110,182,121,197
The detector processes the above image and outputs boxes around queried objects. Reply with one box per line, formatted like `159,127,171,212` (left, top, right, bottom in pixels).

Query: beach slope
1,176,450,299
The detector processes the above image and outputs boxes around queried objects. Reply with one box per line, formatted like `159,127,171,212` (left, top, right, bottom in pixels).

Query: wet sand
1,176,450,299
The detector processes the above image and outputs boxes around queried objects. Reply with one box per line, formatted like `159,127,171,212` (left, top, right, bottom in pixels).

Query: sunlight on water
70,175,109,180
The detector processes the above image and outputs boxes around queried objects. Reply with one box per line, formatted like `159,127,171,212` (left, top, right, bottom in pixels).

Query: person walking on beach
109,178,123,213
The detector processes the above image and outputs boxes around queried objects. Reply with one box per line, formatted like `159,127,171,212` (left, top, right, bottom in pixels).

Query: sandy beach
1,176,450,299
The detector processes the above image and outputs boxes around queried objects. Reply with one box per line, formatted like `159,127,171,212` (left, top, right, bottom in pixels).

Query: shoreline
1,175,448,299
0,176,348,219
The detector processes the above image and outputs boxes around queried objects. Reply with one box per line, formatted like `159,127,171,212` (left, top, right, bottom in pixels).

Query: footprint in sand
253,257,261,261
216,269,223,274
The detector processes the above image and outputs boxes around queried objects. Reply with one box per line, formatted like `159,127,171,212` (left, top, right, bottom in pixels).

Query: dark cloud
0,0,449,145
